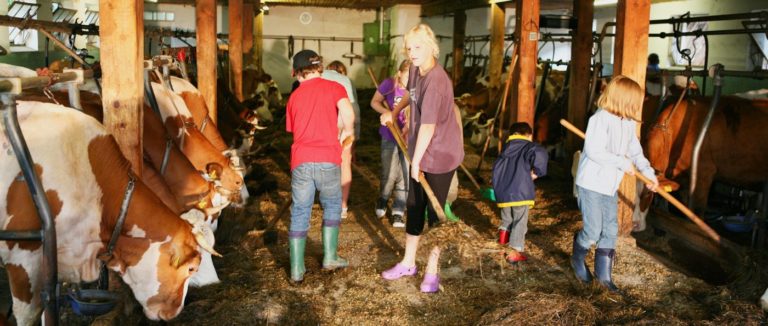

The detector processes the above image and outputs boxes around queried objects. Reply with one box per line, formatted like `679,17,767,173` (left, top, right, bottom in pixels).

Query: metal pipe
596,28,768,39
534,61,551,116
0,230,42,241
702,34,709,95
144,68,161,117
1,94,59,325
690,64,723,207
67,81,81,110
649,12,767,25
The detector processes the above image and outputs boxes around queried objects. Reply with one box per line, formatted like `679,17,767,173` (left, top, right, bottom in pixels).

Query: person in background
646,53,663,96
491,122,548,264
379,24,464,293
285,50,355,283
323,60,360,219
370,59,411,227
571,75,658,292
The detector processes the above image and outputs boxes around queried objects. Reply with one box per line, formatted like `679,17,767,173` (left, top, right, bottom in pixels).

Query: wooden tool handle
559,119,721,243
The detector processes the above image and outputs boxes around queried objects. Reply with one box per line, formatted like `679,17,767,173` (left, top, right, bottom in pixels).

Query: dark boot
322,226,348,269
289,237,306,282
570,233,593,284
595,248,619,292
498,229,510,245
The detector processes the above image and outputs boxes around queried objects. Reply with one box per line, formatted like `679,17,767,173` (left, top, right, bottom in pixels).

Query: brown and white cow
644,96,768,213
150,82,244,204
16,89,225,287
1,101,218,324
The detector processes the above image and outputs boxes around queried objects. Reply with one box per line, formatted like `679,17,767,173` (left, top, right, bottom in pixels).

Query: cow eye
188,266,197,273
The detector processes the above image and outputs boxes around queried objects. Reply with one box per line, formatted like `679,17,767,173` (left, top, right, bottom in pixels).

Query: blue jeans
289,163,342,237
379,139,408,215
576,186,618,249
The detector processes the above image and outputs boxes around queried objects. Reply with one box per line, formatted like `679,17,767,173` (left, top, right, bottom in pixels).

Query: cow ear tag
209,170,218,180
196,199,208,209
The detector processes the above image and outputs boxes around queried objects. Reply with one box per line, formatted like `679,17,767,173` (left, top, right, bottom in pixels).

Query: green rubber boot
423,202,460,222
289,237,306,282
444,202,460,222
322,226,348,270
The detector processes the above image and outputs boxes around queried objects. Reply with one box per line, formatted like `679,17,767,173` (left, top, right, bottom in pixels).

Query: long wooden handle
559,119,721,243
385,122,447,222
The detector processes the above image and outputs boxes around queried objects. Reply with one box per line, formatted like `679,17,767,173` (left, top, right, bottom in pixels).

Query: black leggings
405,169,456,236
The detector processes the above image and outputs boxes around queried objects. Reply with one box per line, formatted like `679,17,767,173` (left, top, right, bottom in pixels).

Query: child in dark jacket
492,122,549,264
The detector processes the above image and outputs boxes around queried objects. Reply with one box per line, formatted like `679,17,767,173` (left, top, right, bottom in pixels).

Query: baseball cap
292,49,321,71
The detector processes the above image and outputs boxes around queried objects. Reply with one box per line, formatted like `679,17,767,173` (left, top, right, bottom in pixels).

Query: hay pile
417,219,506,268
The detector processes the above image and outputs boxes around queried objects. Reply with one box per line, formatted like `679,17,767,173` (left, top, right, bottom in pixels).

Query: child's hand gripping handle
384,121,447,223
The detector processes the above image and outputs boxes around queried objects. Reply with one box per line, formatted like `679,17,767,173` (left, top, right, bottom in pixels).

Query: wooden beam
565,0,593,157
452,9,466,87
613,0,651,236
196,0,217,125
513,0,539,128
254,1,264,73
421,0,503,17
488,3,504,92
99,0,143,176
243,3,254,61
229,0,244,102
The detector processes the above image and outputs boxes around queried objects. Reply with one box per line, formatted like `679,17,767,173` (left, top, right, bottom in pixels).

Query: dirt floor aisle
165,122,765,325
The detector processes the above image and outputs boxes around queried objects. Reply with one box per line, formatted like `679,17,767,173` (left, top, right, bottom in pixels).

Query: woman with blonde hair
571,75,658,292
379,24,464,293
370,59,411,227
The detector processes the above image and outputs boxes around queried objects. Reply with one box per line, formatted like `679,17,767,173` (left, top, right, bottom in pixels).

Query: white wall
262,6,378,91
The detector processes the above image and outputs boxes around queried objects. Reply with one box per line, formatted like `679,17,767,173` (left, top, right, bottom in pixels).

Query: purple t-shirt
377,78,407,142
406,64,464,174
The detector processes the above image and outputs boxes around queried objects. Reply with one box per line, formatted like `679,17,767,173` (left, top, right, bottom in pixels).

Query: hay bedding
72,90,765,325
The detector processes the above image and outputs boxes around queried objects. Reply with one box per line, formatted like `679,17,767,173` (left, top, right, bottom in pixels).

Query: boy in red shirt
286,50,355,283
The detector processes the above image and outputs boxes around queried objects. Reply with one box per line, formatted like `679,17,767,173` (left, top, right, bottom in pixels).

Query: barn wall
594,0,768,94
261,6,378,92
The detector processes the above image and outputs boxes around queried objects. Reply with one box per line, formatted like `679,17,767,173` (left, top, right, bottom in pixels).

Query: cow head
645,99,695,180
107,209,218,321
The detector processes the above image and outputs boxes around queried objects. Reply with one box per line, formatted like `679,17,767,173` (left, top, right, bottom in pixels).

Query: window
51,3,76,23
8,1,40,50
746,10,768,70
144,11,175,22
83,9,99,25
670,15,708,67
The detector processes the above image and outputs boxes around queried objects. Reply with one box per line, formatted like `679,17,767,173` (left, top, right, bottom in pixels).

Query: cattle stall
2,0,768,324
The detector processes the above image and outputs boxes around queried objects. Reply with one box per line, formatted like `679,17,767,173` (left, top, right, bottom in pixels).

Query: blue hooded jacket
492,135,549,207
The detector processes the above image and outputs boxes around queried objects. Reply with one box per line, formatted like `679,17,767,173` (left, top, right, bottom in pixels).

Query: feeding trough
66,288,120,316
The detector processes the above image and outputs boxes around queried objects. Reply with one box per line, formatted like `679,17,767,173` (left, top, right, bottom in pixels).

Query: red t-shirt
286,77,348,170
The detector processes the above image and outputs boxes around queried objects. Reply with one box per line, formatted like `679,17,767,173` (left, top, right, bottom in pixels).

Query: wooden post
243,3,254,65
614,0,651,236
513,0,539,128
566,0,593,157
254,0,263,72
229,0,244,101
196,0,217,124
488,3,505,94
452,9,466,88
99,0,143,176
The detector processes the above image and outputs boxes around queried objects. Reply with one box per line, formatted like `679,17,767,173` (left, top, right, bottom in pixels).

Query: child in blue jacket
492,122,549,264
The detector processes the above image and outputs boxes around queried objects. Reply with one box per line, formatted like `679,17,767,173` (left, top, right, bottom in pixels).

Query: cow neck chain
99,173,136,261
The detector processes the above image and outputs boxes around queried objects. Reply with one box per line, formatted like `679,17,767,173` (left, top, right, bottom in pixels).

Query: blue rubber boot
570,232,593,284
595,248,620,292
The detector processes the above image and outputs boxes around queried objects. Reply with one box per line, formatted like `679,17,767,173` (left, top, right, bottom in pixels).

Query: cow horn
180,209,222,257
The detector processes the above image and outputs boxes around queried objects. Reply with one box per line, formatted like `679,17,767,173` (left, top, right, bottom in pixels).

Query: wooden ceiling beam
420,0,500,17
